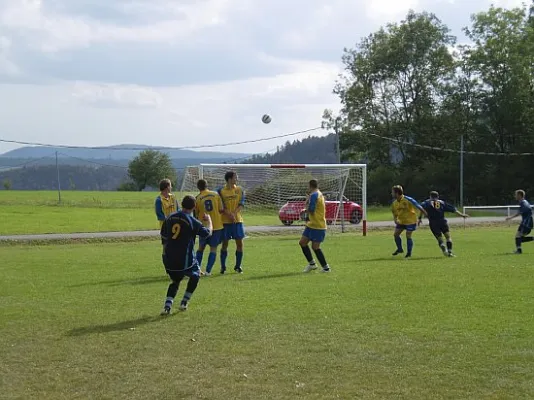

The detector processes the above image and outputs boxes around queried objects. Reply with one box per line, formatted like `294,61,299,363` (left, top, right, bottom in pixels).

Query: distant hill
0,165,127,191
0,135,337,191
0,144,249,161
246,134,337,164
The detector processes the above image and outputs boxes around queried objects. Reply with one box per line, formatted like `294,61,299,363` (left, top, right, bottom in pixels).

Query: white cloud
0,0,235,52
0,35,20,76
0,0,530,157
0,58,340,154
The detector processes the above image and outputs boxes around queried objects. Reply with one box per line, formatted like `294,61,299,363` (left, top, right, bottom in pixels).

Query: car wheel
282,220,293,226
350,210,361,224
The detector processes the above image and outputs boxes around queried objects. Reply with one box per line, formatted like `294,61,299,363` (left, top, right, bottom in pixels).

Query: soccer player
505,189,534,254
195,179,224,276
160,195,212,315
155,179,179,229
391,185,428,258
301,179,331,273
218,171,246,274
418,191,469,257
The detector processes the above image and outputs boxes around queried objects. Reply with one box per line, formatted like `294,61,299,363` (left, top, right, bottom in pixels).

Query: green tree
127,150,176,191
461,5,534,203
328,10,458,201
3,179,12,190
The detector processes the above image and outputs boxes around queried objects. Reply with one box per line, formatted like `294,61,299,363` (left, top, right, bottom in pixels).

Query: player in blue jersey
505,189,533,254
160,196,212,315
418,191,469,257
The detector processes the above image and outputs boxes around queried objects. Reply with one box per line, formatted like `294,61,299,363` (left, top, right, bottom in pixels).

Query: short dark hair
197,179,207,191
516,189,526,198
309,179,318,189
224,171,236,182
181,195,196,210
392,185,403,196
430,191,439,199
159,179,171,191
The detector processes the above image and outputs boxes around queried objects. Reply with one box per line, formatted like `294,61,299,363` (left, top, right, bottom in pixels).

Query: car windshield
324,193,349,201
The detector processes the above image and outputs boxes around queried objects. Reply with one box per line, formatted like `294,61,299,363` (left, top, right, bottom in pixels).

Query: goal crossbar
200,163,367,168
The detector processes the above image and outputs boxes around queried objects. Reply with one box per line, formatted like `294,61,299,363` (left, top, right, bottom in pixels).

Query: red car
278,192,363,226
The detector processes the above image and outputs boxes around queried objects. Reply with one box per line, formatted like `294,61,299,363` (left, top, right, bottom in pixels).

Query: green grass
0,190,504,235
1,227,534,399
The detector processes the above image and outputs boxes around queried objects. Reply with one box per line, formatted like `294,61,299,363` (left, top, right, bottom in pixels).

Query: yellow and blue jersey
218,185,245,224
155,193,179,228
195,190,224,231
392,195,422,225
307,190,326,230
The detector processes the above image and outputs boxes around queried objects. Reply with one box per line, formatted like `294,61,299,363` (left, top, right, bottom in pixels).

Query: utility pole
334,117,345,232
335,118,341,164
56,151,61,204
459,134,464,208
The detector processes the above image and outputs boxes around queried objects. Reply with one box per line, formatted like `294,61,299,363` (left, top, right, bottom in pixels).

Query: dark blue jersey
420,199,457,221
160,211,211,271
519,199,533,228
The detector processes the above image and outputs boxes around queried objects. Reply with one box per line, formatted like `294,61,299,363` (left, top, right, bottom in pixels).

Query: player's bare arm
455,210,469,218
203,214,213,234
506,212,521,221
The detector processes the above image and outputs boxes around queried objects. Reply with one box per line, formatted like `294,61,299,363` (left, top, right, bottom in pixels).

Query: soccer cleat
234,267,243,274
514,249,523,254
392,250,404,256
160,306,171,316
405,253,412,258
303,263,318,273
320,266,331,273
448,252,456,257
204,272,212,277
179,301,188,311
220,268,226,275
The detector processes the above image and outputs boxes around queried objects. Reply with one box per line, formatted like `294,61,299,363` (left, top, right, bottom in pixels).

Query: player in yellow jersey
301,180,331,273
391,185,427,258
194,179,224,276
155,179,179,228
218,171,246,274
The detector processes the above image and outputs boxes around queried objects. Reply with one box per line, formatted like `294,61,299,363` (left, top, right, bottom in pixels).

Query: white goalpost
181,163,368,235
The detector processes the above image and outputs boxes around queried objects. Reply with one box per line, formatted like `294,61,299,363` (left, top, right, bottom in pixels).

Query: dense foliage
326,4,534,205
247,135,338,164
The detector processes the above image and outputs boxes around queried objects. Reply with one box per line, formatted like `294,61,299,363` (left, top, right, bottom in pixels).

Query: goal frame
198,163,368,236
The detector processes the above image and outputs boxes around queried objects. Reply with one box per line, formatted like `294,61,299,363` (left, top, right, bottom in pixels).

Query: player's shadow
364,256,443,262
67,314,170,336
246,272,303,280
70,275,169,288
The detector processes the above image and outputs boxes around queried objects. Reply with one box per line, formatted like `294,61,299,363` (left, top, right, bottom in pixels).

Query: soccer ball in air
262,114,272,124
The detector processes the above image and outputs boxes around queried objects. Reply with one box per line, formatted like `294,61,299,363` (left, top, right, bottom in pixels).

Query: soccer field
1,227,533,399
0,190,499,235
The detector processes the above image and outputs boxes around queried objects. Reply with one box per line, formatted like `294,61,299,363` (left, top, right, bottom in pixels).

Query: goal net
181,164,367,236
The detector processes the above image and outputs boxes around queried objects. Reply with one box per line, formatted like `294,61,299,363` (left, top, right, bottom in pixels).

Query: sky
0,0,525,156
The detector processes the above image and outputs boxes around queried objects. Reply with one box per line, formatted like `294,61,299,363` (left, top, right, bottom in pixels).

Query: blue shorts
162,256,200,281
199,229,223,248
396,224,417,232
223,223,246,240
302,227,326,243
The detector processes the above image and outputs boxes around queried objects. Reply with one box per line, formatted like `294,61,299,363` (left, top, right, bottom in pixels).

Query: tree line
325,3,534,205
